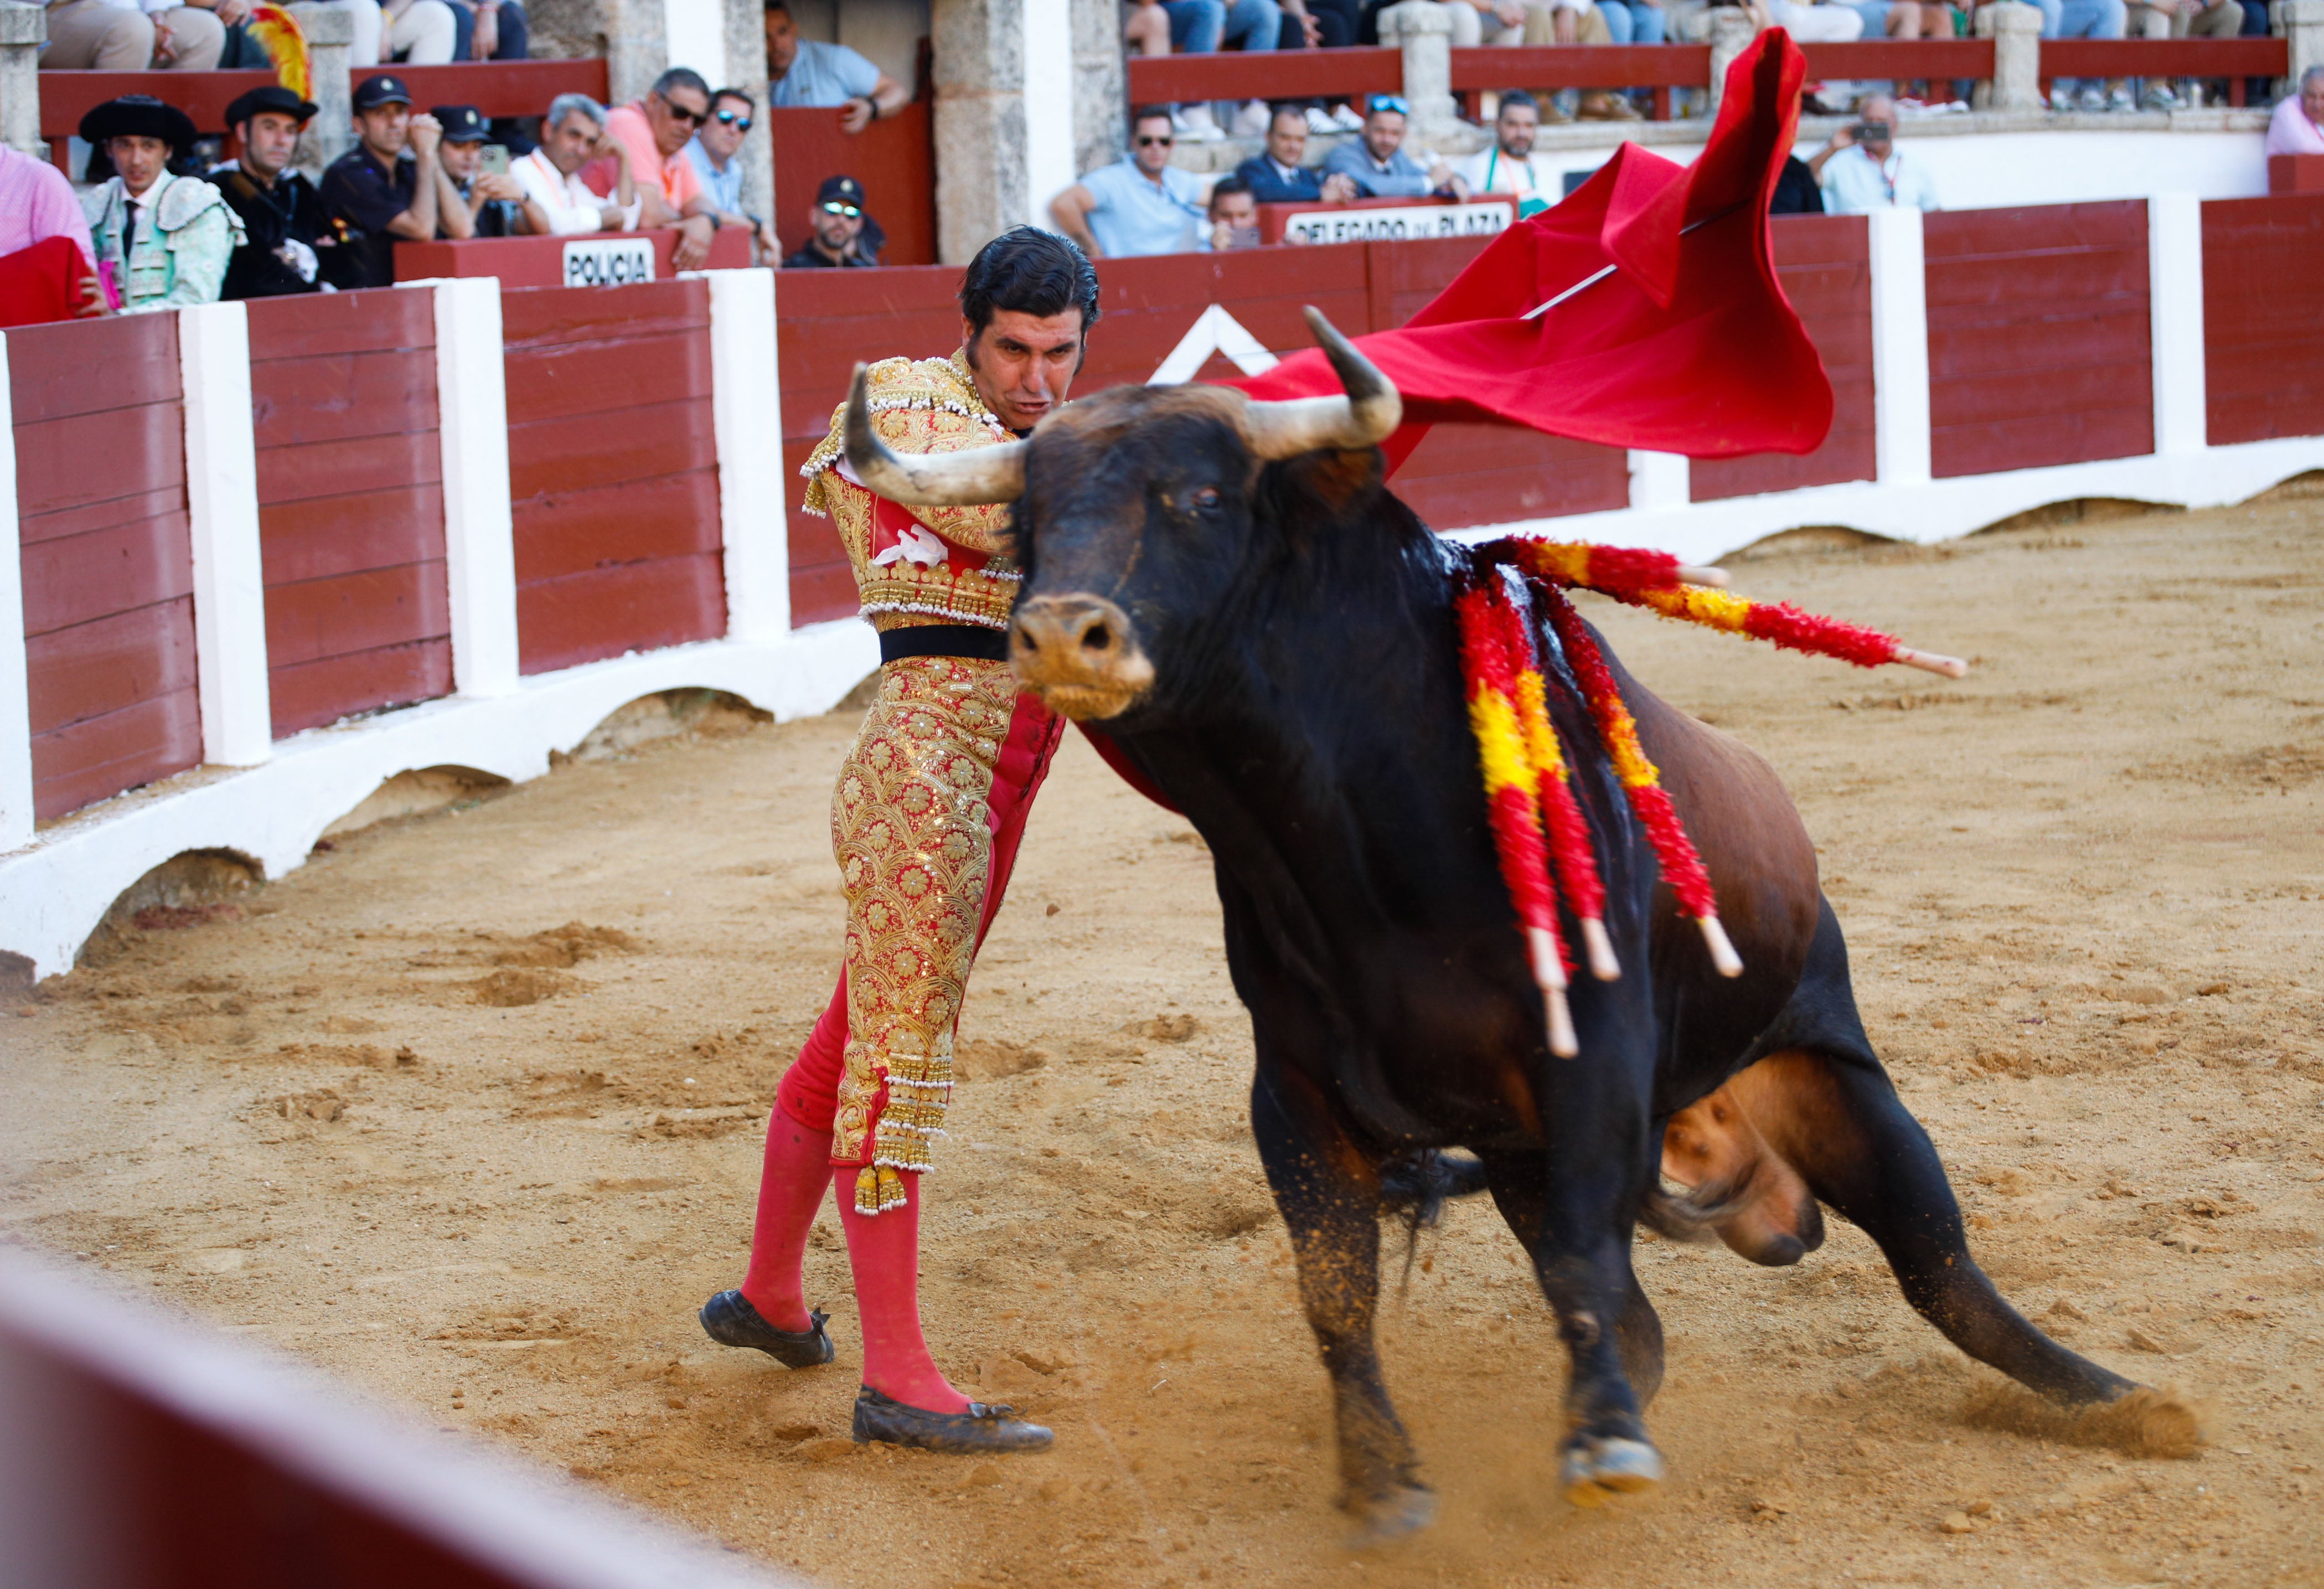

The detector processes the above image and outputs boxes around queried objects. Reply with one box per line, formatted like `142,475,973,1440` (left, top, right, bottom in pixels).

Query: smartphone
479,144,510,177
1853,122,1891,141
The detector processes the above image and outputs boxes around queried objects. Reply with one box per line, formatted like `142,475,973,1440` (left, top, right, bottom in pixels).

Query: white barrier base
0,620,877,981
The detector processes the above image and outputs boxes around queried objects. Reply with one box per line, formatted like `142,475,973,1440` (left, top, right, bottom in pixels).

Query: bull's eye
1191,486,1221,510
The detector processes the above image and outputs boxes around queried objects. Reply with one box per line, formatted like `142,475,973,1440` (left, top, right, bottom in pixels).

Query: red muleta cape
1230,29,1833,468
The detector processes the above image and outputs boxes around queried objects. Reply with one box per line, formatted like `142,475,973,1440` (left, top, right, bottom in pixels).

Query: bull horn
841,363,1027,505
1237,306,1404,461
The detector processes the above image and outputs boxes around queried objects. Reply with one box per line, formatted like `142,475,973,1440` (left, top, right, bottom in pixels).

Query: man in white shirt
1809,95,1941,214
1453,92,1557,215
512,92,641,236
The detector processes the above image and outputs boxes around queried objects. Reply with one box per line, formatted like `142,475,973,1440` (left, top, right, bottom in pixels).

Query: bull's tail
1639,1160,1763,1245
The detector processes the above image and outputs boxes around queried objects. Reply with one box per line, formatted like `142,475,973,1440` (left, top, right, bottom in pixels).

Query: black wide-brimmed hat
79,94,199,151
225,84,319,128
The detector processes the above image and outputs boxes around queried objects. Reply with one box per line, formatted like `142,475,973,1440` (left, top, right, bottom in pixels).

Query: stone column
1973,0,2043,113
1071,0,1127,184
1,4,45,159
1377,2,1457,143
287,3,355,174
723,0,773,225
1706,7,1759,117
2281,0,2324,99
604,0,670,105
931,0,1026,265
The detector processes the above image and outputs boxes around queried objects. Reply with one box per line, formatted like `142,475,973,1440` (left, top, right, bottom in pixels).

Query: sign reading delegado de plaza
562,236,656,288
1279,200,1516,246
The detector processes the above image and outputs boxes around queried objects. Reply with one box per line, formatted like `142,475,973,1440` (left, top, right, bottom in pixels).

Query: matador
699,228,1096,1454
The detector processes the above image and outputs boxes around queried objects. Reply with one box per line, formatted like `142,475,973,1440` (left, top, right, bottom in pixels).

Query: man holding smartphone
431,105,526,238
1807,94,1940,214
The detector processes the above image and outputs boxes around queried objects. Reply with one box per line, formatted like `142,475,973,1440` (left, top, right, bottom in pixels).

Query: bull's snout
1010,593,1155,720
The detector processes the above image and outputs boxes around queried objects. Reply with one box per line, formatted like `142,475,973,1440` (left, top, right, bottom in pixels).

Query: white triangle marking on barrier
1148,304,1280,385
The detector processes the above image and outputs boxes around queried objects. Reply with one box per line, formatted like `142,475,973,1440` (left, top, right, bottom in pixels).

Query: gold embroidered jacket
798,352,1021,632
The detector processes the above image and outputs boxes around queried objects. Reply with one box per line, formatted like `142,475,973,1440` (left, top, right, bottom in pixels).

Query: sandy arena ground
4,494,2322,1588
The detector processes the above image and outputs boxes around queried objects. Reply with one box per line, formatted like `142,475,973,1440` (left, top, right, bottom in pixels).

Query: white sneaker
2107,85,2136,111
1304,105,1337,134
2077,85,2107,112
2140,82,2178,111
1173,104,1225,142
2049,87,2077,112
1231,98,1271,137
1330,102,1366,131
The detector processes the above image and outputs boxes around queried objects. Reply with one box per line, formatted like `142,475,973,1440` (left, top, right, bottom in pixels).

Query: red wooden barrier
1128,47,1401,107
1923,200,2152,479
9,314,201,821
2038,37,2284,80
2199,194,2324,446
1693,214,1875,501
767,101,939,268
395,226,750,286
1799,39,1994,81
2268,154,2324,195
1448,44,1713,91
501,278,724,673
246,288,451,736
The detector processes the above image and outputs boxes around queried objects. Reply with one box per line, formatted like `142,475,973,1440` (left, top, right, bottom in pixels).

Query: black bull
843,328,2169,1538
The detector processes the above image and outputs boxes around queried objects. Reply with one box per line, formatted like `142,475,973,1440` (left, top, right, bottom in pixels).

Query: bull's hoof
1343,1482,1437,1545
1560,1436,1664,1508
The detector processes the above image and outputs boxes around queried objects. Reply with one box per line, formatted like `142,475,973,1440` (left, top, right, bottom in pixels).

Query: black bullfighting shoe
698,1290,834,1368
851,1386,1054,1454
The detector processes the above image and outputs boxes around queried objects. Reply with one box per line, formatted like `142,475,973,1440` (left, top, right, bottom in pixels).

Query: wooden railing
1129,37,2286,124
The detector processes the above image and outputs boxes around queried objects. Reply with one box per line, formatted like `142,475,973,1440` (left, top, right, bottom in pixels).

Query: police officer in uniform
779,173,884,269
319,75,445,288
431,104,528,239
216,85,348,298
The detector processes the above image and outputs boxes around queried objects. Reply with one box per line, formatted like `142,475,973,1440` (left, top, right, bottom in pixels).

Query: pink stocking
737,976,848,1332
838,1169,971,1414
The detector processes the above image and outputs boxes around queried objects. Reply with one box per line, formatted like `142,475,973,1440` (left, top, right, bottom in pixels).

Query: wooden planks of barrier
502,278,724,673
2199,195,2324,446
1924,200,2153,479
1694,214,1876,501
1128,47,1402,107
8,313,202,820
246,287,452,737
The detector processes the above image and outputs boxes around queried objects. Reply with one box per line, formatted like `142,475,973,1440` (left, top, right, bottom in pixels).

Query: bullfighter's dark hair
959,225,1102,338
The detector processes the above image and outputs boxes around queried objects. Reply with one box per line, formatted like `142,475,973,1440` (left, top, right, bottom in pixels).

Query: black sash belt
879,624,1010,665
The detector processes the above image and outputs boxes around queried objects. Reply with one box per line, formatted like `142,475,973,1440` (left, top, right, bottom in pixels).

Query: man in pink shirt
582,65,717,269
2266,67,2324,157
0,145,105,326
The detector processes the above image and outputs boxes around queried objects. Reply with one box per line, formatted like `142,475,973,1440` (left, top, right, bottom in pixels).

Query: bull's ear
1266,443,1385,519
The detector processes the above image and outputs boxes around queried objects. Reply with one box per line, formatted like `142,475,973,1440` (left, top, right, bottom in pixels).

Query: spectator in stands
1207,174,1262,250
1769,151,1826,214
1049,105,1207,259
512,92,641,236
0,142,104,324
2137,0,2250,110
586,67,719,270
1739,0,1865,41
307,0,454,65
319,76,443,288
1453,92,1557,213
765,0,911,131
1233,105,1359,203
39,0,225,71
1409,0,1526,44
1123,1,1283,140
1810,94,1940,212
449,0,528,61
2015,0,2133,111
782,174,883,268
2266,65,2324,154
79,95,242,311
686,87,781,259
217,85,350,298
1325,94,1465,198
431,104,525,239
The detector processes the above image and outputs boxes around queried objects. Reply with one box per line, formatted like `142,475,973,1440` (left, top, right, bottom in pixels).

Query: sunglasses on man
659,96,707,126
1135,132,1174,147
714,108,752,132
820,200,861,219
1366,94,1411,117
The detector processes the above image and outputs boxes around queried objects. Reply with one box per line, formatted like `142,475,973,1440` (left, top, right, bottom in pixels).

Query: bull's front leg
1249,1062,1432,1542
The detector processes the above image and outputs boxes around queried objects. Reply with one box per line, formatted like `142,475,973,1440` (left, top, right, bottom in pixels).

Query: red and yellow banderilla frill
1457,539,1966,1058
